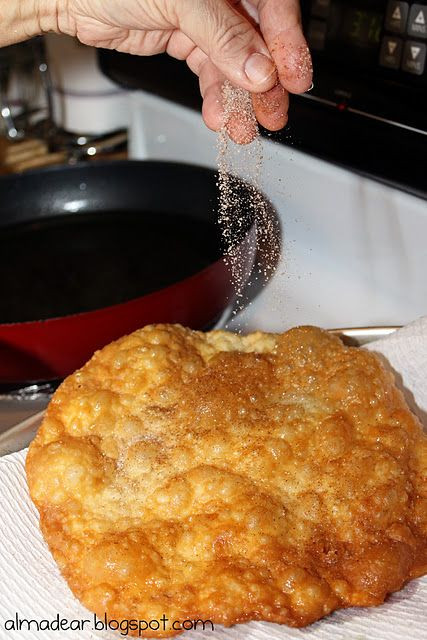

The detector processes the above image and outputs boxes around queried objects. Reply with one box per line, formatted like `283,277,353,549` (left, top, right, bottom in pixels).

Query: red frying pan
0,160,257,384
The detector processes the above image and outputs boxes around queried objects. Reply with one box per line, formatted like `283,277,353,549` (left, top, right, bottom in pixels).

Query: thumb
177,0,277,93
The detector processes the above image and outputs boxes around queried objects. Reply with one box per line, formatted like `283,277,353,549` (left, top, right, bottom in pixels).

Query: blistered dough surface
26,325,427,636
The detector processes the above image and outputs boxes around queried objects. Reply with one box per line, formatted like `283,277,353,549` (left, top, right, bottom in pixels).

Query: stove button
311,0,330,19
385,1,409,34
402,40,426,74
408,4,427,38
307,19,327,51
379,36,403,69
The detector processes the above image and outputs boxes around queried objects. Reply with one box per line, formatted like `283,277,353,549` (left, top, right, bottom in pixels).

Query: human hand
42,0,313,142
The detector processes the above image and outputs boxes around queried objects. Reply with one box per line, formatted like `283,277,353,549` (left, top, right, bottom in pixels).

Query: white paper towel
1,318,427,640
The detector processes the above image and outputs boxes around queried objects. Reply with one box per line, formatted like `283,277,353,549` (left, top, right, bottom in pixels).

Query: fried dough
26,325,427,636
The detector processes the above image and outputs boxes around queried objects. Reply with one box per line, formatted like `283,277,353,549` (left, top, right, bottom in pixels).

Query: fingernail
244,53,276,87
306,82,314,92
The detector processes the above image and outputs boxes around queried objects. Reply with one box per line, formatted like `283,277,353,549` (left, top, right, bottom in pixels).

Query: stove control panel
301,0,427,133
381,2,426,74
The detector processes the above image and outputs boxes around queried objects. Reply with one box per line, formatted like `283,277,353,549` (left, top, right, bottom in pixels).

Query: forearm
0,0,62,47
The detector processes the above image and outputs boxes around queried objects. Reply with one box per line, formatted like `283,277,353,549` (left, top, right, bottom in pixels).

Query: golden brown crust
26,325,427,636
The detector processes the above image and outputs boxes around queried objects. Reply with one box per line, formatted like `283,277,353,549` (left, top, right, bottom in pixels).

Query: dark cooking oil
0,211,222,322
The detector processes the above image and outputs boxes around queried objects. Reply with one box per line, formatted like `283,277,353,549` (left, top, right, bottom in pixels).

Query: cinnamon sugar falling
216,81,279,316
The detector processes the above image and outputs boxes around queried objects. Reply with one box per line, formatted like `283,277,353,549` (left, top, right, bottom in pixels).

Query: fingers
224,98,258,145
167,0,294,140
252,83,289,131
166,30,197,60
192,52,287,142
199,60,257,144
257,0,313,93
175,0,277,93
166,32,259,142
166,0,305,135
